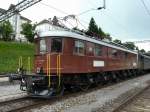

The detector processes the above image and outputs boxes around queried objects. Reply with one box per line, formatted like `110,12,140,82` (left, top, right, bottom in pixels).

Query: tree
123,42,136,50
87,17,110,40
98,27,105,38
72,27,85,33
139,49,146,54
135,46,139,51
72,27,81,31
113,39,122,44
105,33,112,41
21,22,35,43
87,17,99,36
0,24,2,39
52,16,59,26
0,21,13,41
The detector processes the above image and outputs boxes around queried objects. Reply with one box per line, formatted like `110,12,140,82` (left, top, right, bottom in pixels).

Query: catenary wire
140,0,150,16
40,1,141,42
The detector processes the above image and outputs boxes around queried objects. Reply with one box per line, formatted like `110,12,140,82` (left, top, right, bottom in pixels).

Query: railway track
0,97,50,112
112,84,150,112
0,73,149,112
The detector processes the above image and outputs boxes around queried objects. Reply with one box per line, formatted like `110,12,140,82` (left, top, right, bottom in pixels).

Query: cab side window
94,44,102,56
111,49,118,57
74,40,85,55
51,38,62,53
109,49,118,58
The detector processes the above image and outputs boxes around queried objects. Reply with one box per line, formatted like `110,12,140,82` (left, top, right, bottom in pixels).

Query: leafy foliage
21,22,35,43
87,17,110,40
72,27,85,33
113,39,122,44
98,27,106,38
105,33,112,41
52,16,59,26
0,21,13,41
139,49,146,53
123,42,136,50
87,17,99,34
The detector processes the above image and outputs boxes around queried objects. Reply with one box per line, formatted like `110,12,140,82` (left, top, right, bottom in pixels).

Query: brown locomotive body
18,29,146,97
34,30,138,74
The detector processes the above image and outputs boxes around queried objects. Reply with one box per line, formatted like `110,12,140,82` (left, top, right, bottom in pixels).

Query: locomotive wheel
65,84,79,92
114,72,120,82
55,84,65,96
111,72,117,83
122,71,128,79
116,71,122,81
79,75,92,91
92,74,100,86
100,72,108,85
79,83,91,91
127,70,132,78
131,69,136,77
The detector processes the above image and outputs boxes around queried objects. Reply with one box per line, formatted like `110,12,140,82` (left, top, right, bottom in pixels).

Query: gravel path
0,84,27,102
29,74,150,112
0,77,9,82
0,77,19,86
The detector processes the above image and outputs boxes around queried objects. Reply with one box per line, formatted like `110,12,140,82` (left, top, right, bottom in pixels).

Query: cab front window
39,39,46,54
51,38,62,53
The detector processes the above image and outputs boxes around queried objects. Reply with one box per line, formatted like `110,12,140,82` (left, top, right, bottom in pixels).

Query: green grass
0,41,35,73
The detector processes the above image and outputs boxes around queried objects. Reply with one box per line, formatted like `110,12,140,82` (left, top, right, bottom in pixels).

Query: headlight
22,79,25,83
36,67,40,73
17,68,20,72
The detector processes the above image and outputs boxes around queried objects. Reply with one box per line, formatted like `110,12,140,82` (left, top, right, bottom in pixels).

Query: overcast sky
0,0,150,51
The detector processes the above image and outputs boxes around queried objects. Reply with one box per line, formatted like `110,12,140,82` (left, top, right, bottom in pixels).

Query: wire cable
140,0,150,16
77,8,97,16
77,19,87,29
40,2,68,15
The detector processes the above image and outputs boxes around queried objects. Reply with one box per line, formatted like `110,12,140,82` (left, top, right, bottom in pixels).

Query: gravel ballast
29,74,150,112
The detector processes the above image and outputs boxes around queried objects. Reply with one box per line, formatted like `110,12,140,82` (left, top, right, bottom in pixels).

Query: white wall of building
0,9,31,42
9,14,29,42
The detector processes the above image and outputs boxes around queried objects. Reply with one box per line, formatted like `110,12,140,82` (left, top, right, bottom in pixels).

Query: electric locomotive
13,24,150,98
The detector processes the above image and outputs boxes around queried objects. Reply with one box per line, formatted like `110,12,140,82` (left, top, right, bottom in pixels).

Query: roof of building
20,16,32,22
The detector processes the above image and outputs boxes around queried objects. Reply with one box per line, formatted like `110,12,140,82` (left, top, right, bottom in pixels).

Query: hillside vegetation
0,41,35,73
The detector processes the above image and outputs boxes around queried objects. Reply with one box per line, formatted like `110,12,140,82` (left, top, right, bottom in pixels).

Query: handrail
57,54,61,87
19,56,23,68
27,57,31,74
47,54,51,87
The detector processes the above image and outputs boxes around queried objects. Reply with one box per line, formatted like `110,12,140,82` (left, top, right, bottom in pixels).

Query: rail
0,97,47,112
112,85,150,112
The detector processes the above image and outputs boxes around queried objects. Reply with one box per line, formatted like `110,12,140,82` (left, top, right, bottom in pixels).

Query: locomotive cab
20,37,64,97
35,37,63,75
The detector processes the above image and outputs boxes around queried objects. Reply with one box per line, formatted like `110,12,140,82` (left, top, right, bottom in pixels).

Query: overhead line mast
0,0,42,22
